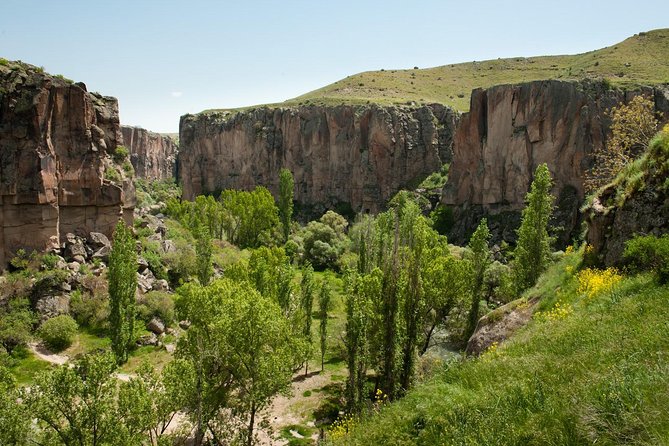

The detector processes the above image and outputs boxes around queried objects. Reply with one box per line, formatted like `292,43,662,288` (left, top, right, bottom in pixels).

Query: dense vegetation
1,123,668,444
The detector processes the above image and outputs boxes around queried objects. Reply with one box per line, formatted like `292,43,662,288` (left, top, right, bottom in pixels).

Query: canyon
121,126,178,181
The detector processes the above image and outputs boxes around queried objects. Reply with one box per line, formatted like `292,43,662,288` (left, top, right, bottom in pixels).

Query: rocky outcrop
443,80,669,246
586,127,669,265
121,126,178,180
0,61,134,268
179,104,458,217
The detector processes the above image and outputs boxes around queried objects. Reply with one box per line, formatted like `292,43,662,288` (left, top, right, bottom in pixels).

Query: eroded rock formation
443,80,669,246
179,104,457,217
586,127,669,265
121,126,178,180
0,61,134,267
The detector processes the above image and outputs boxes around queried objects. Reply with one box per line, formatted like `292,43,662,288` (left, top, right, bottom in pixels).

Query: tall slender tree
318,282,331,371
109,220,137,364
278,168,294,243
300,264,315,375
195,222,213,286
513,163,555,293
465,218,491,340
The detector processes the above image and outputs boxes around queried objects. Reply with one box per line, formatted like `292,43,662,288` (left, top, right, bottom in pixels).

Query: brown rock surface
121,125,178,180
179,104,457,217
443,80,669,246
0,61,134,267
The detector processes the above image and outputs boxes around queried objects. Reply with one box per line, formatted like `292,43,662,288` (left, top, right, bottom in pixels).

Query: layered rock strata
443,80,669,246
121,125,178,180
0,61,134,267
179,104,458,217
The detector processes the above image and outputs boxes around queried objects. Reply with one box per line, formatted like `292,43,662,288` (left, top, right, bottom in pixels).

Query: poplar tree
318,282,331,371
109,220,137,364
513,163,554,293
300,264,315,375
278,168,294,243
465,218,491,340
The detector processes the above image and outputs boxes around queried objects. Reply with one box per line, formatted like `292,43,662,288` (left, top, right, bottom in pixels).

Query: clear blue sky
2,0,667,133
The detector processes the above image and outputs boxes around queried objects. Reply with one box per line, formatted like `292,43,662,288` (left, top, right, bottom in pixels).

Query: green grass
203,29,669,116
332,253,669,445
120,345,173,374
6,349,54,385
63,327,111,358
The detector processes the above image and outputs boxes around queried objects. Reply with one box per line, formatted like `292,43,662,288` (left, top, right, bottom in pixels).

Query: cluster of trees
0,161,560,443
342,166,556,410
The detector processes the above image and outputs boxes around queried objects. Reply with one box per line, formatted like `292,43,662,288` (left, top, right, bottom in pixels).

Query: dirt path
259,369,335,445
29,343,69,365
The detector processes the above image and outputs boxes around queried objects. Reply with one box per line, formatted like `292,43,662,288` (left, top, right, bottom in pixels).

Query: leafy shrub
624,234,669,283
105,165,121,182
112,145,129,163
41,253,60,270
136,291,175,325
38,315,78,351
0,297,35,354
69,290,110,330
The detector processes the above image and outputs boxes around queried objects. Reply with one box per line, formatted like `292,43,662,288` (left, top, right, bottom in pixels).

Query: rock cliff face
443,80,669,246
179,104,457,217
0,61,134,268
121,126,178,181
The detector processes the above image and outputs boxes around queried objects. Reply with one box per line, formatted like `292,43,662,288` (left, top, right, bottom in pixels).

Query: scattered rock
88,232,111,250
153,279,169,292
63,233,88,261
165,343,176,354
137,257,149,272
147,317,165,335
137,333,158,346
73,255,86,264
160,240,176,254
92,245,111,262
178,320,191,330
35,295,70,321
67,262,81,273
137,273,153,293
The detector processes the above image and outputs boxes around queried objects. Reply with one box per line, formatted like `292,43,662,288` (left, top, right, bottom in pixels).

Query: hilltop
203,28,669,115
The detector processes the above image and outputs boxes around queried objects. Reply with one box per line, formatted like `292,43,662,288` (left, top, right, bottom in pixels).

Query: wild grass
206,29,669,115
332,250,669,445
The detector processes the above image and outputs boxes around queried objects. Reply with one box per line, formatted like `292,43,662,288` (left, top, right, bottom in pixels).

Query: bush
38,315,78,351
137,291,175,325
112,145,129,163
624,234,669,283
69,290,110,330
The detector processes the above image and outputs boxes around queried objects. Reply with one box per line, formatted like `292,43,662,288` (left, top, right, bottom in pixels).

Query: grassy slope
205,29,669,115
334,251,669,445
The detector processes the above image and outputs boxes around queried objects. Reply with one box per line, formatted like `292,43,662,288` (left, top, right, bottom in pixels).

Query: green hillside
331,250,669,445
283,29,669,112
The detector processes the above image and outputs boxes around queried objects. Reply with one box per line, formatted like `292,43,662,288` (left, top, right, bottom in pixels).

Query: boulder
136,332,158,346
88,232,111,250
147,317,165,335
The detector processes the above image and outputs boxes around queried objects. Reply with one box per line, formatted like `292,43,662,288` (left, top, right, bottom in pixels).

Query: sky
1,0,668,133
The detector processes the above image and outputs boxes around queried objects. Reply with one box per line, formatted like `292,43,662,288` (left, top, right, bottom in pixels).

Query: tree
318,282,332,371
0,297,34,354
465,218,491,340
512,164,555,293
220,187,279,248
176,279,304,445
300,264,315,374
248,246,294,314
195,222,213,286
586,95,659,192
25,353,147,446
278,168,294,243
109,220,137,365
0,366,30,446
121,359,194,445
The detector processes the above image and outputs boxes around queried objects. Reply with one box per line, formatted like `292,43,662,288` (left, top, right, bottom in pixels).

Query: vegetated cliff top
203,28,669,116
